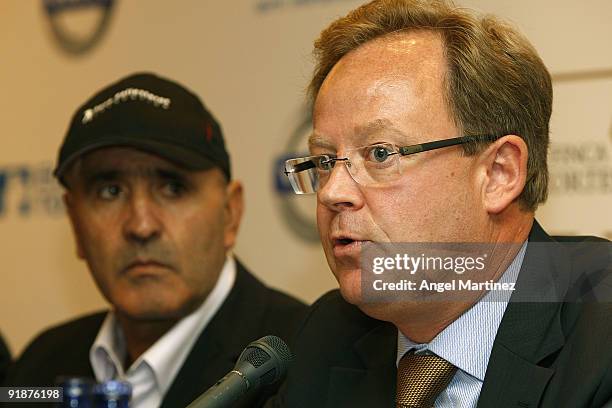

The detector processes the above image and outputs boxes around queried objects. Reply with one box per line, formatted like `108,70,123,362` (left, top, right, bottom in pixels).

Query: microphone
186,335,292,408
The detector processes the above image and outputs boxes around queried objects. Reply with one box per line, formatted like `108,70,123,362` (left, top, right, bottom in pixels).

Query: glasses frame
284,134,500,192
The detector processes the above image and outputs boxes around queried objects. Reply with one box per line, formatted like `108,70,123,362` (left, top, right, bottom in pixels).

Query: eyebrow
308,118,412,150
354,119,411,142
155,168,189,182
308,132,336,150
83,169,120,186
81,166,189,186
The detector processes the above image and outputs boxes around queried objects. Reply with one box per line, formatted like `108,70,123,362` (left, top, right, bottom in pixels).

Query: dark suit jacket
269,222,612,407
4,260,308,408
0,333,10,385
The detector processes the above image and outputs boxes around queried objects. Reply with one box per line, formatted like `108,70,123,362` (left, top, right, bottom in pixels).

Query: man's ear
478,135,528,214
223,180,244,250
63,192,86,260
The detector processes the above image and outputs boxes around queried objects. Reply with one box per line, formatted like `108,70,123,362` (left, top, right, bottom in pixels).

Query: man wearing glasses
272,0,612,407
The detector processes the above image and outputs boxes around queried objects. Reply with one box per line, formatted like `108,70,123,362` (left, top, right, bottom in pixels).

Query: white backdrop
1,0,611,356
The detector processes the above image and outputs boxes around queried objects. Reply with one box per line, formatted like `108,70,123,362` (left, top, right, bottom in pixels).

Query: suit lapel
328,323,397,408
476,302,561,408
478,222,566,408
160,336,237,408
66,312,106,382
160,263,259,408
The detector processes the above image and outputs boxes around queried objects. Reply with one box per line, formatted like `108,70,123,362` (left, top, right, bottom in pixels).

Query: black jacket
0,333,10,385
268,222,612,407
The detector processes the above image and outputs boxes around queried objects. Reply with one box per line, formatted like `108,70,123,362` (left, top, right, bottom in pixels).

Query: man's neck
381,214,534,343
395,301,475,343
115,314,179,368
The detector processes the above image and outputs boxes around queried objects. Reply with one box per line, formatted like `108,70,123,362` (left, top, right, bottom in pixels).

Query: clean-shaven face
312,31,483,306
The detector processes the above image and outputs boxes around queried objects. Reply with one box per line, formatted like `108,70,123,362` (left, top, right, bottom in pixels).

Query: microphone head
236,335,293,387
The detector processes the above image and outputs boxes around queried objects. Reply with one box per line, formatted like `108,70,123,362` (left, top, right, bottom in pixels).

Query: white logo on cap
82,87,171,124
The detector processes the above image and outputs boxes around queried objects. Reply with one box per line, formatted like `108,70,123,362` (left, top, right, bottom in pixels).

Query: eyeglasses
284,135,498,194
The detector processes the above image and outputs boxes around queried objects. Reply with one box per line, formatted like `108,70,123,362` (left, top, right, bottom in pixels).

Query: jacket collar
161,259,256,408
327,322,397,407
477,221,566,407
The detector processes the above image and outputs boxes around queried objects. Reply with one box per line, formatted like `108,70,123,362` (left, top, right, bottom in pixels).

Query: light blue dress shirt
396,242,527,408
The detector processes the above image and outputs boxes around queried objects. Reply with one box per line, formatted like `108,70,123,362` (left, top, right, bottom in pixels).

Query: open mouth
334,237,357,246
332,236,363,257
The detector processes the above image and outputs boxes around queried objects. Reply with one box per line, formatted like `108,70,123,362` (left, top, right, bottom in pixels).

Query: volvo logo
274,112,320,243
43,0,115,55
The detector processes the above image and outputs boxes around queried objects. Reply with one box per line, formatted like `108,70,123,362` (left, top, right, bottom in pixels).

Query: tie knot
396,351,457,408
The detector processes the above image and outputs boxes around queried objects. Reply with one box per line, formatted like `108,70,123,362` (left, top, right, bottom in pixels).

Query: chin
115,297,194,322
118,306,180,321
335,268,363,306
334,270,409,323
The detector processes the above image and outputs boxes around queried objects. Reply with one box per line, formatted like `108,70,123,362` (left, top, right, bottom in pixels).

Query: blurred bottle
93,380,132,408
58,377,94,408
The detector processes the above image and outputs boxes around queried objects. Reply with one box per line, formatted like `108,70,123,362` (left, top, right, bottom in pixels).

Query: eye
162,180,186,197
366,145,395,163
317,156,335,171
98,184,121,200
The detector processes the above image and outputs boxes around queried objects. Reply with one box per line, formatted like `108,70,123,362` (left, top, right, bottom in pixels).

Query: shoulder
555,235,611,303
242,269,306,311
19,312,106,355
294,289,382,349
270,290,394,408
554,302,612,404
5,311,106,386
21,312,107,357
560,301,612,346
528,221,611,302
215,259,309,346
233,259,307,314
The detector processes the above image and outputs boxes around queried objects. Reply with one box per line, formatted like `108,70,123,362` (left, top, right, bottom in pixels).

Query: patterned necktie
396,351,458,408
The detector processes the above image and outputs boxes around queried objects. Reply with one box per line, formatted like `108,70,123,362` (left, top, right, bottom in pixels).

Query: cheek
362,185,422,241
315,204,337,265
316,203,334,244
375,169,475,241
316,204,328,230
74,217,117,264
176,214,223,257
173,210,226,275
363,171,453,242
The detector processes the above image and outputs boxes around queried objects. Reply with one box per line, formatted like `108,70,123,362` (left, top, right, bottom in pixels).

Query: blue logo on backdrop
43,0,115,55
0,163,64,219
273,112,320,243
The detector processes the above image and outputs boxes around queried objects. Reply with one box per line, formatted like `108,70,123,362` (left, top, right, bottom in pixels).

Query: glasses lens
285,156,325,194
356,144,401,185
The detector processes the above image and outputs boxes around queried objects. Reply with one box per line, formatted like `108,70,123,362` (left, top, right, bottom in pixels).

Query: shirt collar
396,242,527,381
90,256,237,394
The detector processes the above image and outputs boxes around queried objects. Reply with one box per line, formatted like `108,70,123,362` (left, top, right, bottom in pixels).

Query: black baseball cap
54,72,231,184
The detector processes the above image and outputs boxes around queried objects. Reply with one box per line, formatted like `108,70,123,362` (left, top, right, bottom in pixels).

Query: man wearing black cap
5,73,307,407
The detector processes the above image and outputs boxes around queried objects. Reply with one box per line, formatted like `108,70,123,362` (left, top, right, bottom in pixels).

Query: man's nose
122,191,162,245
317,159,365,211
